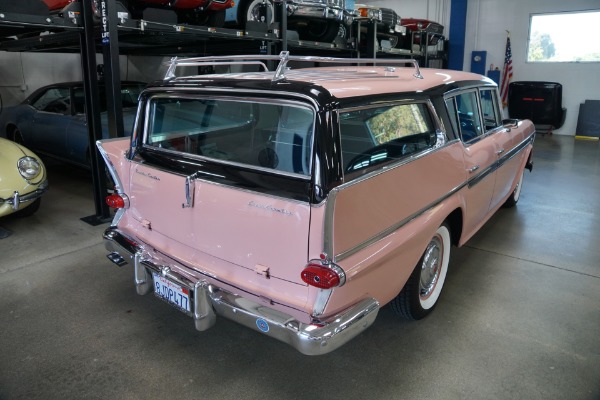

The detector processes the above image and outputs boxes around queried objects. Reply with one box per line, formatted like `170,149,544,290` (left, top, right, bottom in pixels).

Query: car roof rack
163,51,424,82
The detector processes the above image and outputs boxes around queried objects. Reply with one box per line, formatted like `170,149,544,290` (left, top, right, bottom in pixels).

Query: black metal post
80,0,111,225
280,0,287,52
100,0,124,138
366,19,377,60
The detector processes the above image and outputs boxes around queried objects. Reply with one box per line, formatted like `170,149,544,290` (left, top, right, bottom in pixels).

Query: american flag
500,35,513,108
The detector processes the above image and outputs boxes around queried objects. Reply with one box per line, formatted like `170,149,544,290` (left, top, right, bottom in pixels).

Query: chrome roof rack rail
163,55,270,80
163,52,424,81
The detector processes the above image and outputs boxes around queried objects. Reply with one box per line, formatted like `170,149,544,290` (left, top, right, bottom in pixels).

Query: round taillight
301,263,341,289
106,194,125,208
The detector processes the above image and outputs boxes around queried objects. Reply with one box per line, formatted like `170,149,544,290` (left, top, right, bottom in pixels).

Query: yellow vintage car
0,137,48,218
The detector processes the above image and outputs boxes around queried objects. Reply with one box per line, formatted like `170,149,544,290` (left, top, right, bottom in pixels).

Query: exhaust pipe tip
526,160,534,172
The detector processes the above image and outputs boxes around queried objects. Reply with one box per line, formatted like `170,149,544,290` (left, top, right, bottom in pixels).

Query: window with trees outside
340,103,437,175
527,10,600,63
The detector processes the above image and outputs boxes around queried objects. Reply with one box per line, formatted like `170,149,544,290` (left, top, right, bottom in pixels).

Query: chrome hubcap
419,235,443,299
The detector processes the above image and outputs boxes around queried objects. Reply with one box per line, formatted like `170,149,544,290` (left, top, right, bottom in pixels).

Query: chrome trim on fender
307,256,347,316
103,227,379,356
97,139,130,226
312,289,333,316
97,138,126,193
322,191,337,265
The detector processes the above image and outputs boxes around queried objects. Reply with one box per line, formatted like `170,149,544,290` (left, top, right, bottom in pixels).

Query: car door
445,90,497,237
30,86,73,160
481,88,528,210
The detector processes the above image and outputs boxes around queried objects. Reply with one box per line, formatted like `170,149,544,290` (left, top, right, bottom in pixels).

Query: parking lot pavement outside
0,135,599,400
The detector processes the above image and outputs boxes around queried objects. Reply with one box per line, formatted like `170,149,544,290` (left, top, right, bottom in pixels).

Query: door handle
468,165,480,173
496,148,505,155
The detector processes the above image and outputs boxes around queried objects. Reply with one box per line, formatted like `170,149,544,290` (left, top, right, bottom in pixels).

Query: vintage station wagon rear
99,52,534,355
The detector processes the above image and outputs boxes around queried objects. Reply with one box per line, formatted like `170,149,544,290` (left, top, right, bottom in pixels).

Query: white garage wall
463,0,600,135
0,52,163,107
0,52,81,106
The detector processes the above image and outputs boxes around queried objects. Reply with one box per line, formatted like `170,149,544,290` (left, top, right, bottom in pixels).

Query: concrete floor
0,134,598,400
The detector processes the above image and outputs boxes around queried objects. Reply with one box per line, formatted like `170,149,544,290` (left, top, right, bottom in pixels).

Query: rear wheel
391,223,451,320
503,170,524,208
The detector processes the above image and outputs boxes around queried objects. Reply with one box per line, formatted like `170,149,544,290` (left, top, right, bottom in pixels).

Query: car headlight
18,156,41,180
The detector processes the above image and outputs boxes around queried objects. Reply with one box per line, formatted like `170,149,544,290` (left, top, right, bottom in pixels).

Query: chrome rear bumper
103,227,379,355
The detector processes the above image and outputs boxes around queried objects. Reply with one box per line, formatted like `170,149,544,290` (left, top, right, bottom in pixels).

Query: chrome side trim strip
332,133,535,262
323,189,338,258
468,133,534,189
334,180,467,262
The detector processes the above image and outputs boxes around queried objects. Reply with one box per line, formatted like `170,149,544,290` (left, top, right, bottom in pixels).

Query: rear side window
445,88,502,142
450,91,483,142
144,97,314,176
479,88,501,131
340,102,438,176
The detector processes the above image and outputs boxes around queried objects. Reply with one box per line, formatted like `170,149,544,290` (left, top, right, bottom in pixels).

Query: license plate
152,273,191,313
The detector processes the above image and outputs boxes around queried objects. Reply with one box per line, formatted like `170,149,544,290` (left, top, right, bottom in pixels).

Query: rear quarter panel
321,141,466,315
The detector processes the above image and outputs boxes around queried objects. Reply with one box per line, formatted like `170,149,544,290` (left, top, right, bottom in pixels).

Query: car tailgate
127,163,311,287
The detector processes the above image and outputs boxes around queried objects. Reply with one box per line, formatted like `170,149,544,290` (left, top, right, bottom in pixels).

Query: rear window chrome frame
139,93,318,180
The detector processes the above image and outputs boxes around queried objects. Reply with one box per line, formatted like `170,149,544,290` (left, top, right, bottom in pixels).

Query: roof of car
168,66,495,99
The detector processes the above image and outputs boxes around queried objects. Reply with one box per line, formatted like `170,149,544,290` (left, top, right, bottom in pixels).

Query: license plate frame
152,272,193,315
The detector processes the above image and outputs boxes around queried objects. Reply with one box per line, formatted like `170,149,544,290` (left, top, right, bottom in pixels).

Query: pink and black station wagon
98,52,534,355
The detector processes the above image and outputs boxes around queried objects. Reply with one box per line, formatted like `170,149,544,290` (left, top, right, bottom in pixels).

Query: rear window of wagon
143,96,315,177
